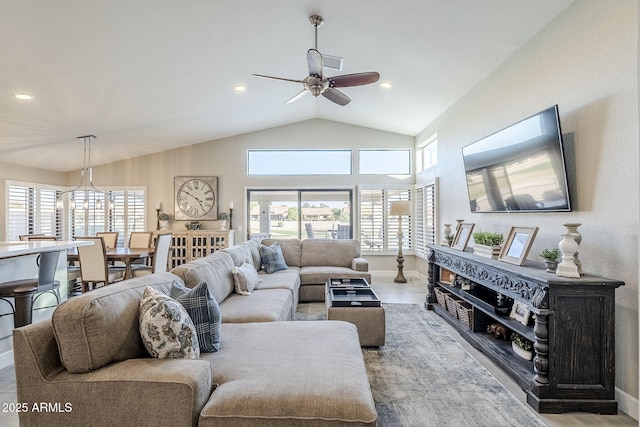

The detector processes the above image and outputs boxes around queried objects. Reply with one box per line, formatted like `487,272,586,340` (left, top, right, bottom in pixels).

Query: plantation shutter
359,189,385,252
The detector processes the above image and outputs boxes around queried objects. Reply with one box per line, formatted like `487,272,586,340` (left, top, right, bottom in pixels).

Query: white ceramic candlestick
562,223,583,275
556,232,580,278
442,224,452,246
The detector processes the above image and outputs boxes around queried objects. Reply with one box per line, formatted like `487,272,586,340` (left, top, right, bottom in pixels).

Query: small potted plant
472,231,504,259
157,212,170,230
511,332,534,360
212,212,228,230
539,248,560,273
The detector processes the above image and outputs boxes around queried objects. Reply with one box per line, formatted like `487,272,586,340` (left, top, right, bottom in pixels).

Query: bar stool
0,250,62,328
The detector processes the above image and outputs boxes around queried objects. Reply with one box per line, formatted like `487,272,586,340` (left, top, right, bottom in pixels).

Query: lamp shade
390,201,410,216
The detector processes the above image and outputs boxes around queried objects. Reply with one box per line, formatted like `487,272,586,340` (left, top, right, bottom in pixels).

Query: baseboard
0,350,14,370
615,386,639,420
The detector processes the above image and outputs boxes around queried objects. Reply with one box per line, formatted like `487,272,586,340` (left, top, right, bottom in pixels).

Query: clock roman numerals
175,177,217,219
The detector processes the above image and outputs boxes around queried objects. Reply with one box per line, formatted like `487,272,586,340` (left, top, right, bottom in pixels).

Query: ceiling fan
253,15,380,106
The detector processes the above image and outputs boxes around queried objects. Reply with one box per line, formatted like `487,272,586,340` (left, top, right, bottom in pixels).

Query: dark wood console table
426,245,624,414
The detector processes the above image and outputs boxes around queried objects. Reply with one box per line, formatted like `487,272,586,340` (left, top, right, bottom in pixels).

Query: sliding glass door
247,189,352,241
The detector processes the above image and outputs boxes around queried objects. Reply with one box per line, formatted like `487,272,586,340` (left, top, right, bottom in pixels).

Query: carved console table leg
533,313,549,386
426,250,436,305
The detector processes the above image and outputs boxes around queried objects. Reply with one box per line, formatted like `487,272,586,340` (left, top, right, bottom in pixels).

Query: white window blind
387,189,412,252
414,181,437,259
7,184,62,240
358,187,412,253
359,189,385,252
68,188,146,244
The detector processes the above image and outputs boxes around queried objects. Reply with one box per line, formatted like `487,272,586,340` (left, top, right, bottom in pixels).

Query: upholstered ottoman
326,305,386,347
198,321,377,426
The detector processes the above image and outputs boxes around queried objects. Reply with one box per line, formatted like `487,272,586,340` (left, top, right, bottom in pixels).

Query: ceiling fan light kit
254,15,379,106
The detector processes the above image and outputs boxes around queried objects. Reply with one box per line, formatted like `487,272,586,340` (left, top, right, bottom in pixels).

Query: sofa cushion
242,239,263,271
300,266,372,285
171,252,235,304
259,242,288,273
220,289,292,322
261,238,302,267
171,281,222,352
52,272,180,373
198,321,377,426
222,244,253,267
301,238,361,268
231,262,260,295
139,286,200,359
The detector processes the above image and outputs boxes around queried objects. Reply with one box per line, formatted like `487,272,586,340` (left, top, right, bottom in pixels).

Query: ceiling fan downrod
309,15,324,51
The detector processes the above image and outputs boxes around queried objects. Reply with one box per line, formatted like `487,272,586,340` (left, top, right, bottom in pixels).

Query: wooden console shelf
426,245,624,414
156,230,234,268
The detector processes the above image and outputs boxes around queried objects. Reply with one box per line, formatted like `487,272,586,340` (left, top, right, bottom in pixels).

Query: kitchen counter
0,240,92,259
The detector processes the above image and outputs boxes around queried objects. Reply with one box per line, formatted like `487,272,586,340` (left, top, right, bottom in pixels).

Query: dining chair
75,236,125,292
19,234,44,241
27,236,58,241
96,231,119,249
132,233,172,277
0,250,62,327
128,231,154,266
128,231,153,248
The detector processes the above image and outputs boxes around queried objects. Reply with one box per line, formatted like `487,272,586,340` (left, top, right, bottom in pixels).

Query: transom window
359,149,411,175
248,150,352,175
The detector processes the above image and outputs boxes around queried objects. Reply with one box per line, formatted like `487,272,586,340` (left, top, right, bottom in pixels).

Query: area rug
294,303,546,427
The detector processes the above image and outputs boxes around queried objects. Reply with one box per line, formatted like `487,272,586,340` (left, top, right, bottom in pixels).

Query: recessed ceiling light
234,85,246,93
14,93,32,100
380,82,392,89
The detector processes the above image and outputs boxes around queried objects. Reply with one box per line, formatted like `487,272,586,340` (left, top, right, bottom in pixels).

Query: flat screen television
462,105,571,213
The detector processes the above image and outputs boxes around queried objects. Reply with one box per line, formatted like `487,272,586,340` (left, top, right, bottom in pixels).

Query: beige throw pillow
232,262,260,295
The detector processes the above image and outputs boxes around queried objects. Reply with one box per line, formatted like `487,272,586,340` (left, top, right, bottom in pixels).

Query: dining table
67,247,155,280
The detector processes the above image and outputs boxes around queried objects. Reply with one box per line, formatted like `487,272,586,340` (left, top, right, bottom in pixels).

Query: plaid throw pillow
259,242,288,274
171,281,221,352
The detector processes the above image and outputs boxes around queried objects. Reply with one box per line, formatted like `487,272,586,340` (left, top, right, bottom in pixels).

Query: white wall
90,118,416,271
416,1,638,417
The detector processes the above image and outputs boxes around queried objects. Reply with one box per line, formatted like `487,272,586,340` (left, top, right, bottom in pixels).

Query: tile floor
0,273,636,426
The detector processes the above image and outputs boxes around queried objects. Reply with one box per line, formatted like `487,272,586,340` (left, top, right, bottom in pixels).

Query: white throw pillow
139,286,200,358
232,262,260,295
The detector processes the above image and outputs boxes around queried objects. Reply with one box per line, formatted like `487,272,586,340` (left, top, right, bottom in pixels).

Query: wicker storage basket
455,300,473,329
445,295,460,319
434,287,450,310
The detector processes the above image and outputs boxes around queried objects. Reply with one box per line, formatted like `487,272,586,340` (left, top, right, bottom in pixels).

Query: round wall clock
174,176,218,220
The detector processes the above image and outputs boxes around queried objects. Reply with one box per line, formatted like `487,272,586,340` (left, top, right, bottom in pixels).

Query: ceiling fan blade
253,74,305,84
322,87,351,106
329,72,380,88
286,90,308,104
307,49,323,77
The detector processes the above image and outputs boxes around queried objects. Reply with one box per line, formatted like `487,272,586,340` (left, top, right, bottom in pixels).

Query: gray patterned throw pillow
259,242,288,273
171,281,221,352
139,286,200,359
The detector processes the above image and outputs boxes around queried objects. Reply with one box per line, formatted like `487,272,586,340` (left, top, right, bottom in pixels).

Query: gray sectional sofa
259,238,372,302
13,238,376,426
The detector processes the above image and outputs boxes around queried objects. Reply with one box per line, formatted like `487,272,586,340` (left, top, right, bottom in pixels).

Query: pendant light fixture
56,135,113,210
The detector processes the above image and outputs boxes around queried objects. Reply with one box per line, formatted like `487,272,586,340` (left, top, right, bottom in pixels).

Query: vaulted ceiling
0,0,574,172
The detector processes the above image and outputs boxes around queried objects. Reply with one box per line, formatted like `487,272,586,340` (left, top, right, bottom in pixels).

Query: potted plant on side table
540,248,560,273
511,332,534,361
472,231,504,259
211,212,228,230
158,213,170,230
